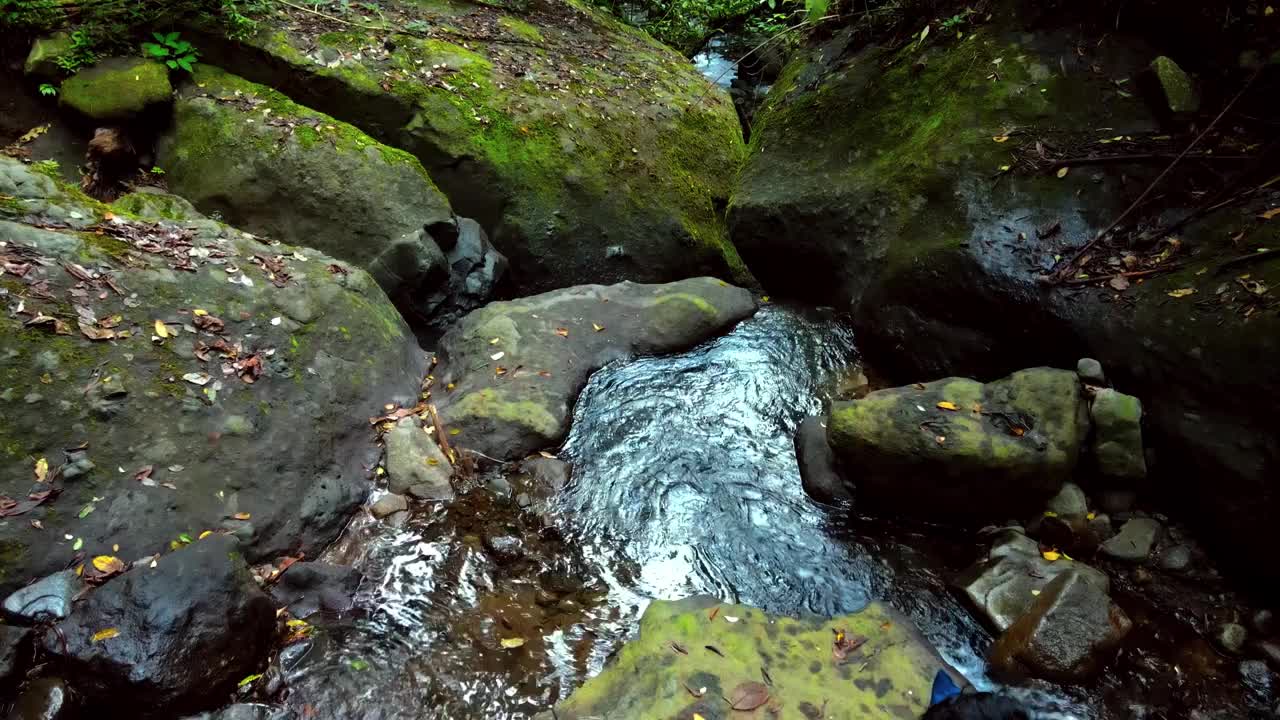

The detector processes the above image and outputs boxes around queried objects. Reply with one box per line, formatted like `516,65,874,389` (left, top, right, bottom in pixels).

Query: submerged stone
60,57,172,120
268,561,361,619
540,596,961,720
795,415,849,504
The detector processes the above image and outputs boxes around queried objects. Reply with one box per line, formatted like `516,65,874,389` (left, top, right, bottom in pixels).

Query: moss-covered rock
156,65,467,320
189,0,749,294
435,277,757,459
1090,389,1146,481
0,156,424,595
540,596,963,720
828,368,1086,520
60,57,172,120
23,32,73,80
1149,55,1199,113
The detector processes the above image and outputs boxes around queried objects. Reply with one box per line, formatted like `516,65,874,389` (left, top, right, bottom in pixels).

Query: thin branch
1061,264,1183,286
1216,248,1280,273
1050,153,1255,168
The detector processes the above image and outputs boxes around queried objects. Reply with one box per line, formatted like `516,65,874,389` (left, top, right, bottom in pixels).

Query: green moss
60,57,172,120
498,16,544,43
447,387,559,439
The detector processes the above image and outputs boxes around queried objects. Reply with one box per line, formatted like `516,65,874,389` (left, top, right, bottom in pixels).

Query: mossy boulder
23,32,73,80
156,65,466,321
540,596,962,720
1149,55,1199,113
188,0,749,294
435,277,757,459
1090,389,1146,481
0,157,424,595
729,19,1280,586
827,368,1086,520
60,57,172,120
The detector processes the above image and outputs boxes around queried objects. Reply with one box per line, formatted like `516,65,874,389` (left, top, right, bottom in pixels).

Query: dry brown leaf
727,681,769,711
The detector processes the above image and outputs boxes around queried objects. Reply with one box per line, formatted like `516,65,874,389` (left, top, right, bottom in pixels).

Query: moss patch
60,57,173,120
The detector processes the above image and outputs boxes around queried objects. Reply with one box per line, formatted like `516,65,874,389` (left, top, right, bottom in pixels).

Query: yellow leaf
489,337,501,345
760,295,771,303
1086,512,1096,520
1259,208,1280,221
1043,511,1058,517
18,124,49,143
199,530,213,539
1056,167,1069,178
936,401,959,411
286,619,310,628
1042,550,1061,562
154,320,170,338
1031,589,1042,596
694,715,706,720
92,628,120,643
1062,551,1075,561
375,466,386,476
193,308,208,316
500,637,526,649
555,328,569,337
233,512,251,520
449,428,461,436
992,135,1010,143
999,164,1011,172
592,323,605,332
919,25,930,41
34,457,48,482
1167,288,1196,298
91,555,123,573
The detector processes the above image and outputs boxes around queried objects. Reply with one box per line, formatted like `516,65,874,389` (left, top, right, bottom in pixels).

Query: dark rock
0,625,31,682
42,535,275,712
827,368,1086,520
1240,660,1274,705
435,278,757,459
1045,482,1088,517
794,415,849,504
1158,544,1193,572
1215,622,1248,656
1251,609,1276,637
418,218,509,338
518,457,571,494
482,533,525,564
989,570,1132,682
268,562,361,619
180,703,297,720
369,493,408,520
3,571,78,624
1102,518,1163,562
1258,641,1280,672
385,419,453,499
1076,358,1106,385
1099,489,1138,515
23,33,73,80
7,677,71,720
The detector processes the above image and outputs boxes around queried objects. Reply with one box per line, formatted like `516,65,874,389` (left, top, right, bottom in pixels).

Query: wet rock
482,533,525,565
1099,489,1138,515
1102,518,1163,562
989,570,1132,682
385,419,453,499
518,457,571,494
435,278,757,459
0,157,425,596
418,218,509,338
1076,358,1106,385
1158,544,1193,572
1251,609,1275,637
1239,660,1274,705
8,677,70,720
370,493,408,520
181,703,297,720
833,367,870,399
1215,622,1248,656
1091,389,1147,481
827,368,1086,520
1046,482,1088,518
269,562,361,619
1258,641,1280,671
956,529,1109,632
43,535,275,711
1149,56,1200,113
3,571,78,624
795,415,849,504
157,65,458,321
59,450,95,481
60,58,172,121
0,625,30,682
23,33,73,80
540,596,961,720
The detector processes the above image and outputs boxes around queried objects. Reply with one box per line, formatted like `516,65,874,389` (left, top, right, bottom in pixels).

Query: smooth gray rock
990,570,1132,682
795,415,849,504
1102,518,1163,562
1076,358,1106,385
268,562,361,619
385,419,453,499
1046,482,1089,517
370,493,408,519
1158,544,1193,572
1091,389,1147,480
3,571,78,624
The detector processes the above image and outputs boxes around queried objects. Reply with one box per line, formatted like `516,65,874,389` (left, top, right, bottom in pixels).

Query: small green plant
939,9,973,33
54,29,100,73
142,32,199,72
38,83,58,97
149,166,167,175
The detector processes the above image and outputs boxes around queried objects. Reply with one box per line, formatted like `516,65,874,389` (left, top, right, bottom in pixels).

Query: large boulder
156,65,472,321
23,33,73,80
434,278,757,459
60,57,172,121
729,18,1280,584
188,0,750,294
827,368,1086,520
42,535,275,712
539,596,962,720
0,157,425,595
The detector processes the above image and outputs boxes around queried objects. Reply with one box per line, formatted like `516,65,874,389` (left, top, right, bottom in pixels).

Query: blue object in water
930,669,963,706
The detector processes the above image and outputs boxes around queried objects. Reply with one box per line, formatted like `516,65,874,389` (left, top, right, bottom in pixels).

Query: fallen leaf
182,372,211,386
350,659,370,671
92,555,124,574
500,637,525,649
91,628,120,643
1043,511,1058,517
488,337,501,345
1042,550,1061,561
233,512,251,520
555,327,569,337
34,458,48,482
490,351,505,361
1011,426,1026,437
1167,288,1196,298
18,124,49,143
592,323,605,332
198,530,213,539
936,401,959,411
178,533,193,544
1109,276,1130,292
1259,208,1280,221
154,319,170,338
78,504,95,519
538,451,557,459
992,135,1010,143
1056,167,1069,178
72,537,83,551
238,674,262,687
727,681,770,711
1086,512,1096,520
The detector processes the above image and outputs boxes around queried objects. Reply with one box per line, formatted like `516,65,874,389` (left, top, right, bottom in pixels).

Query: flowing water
278,306,1101,719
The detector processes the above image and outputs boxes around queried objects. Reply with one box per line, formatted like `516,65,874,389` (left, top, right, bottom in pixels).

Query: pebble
1046,482,1089,517
369,493,408,519
1077,357,1106,385
1158,544,1193,572
1252,609,1276,637
482,533,525,564
1215,622,1248,656
1102,518,1163,562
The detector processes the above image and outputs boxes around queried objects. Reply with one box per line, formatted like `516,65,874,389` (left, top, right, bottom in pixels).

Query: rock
384,419,453,499
1149,56,1200,113
728,18,1280,589
518,457,572,494
0,157,425,596
369,493,408,520
181,705,297,720
0,625,30,682
190,2,749,295
1091,389,1147,481
482,533,525,564
832,367,870,399
1240,660,1274,705
268,562,361,619
1215,622,1248,656
8,677,70,720
23,33,73,80
1102,518,1163,562
827,368,1086,520
795,415,849,504
60,57,172,121
1076,358,1106,385
43,535,275,710
1099,489,1138,515
539,596,962,720
417,218,509,339
435,278,757,459
156,65,459,322
1252,609,1276,637
1259,641,1280,672
956,529,1109,632
1046,482,1089,517
2,571,78,624
1158,544,1193,572
989,570,1132,682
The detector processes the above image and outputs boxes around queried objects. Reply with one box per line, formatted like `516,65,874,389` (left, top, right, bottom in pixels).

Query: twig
1061,264,1183,285
1047,67,1263,284
277,0,543,47
1050,153,1255,168
1215,249,1280,273
277,0,384,31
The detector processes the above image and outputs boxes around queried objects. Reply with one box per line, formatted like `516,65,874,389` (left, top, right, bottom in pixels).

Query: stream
276,306,1097,719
